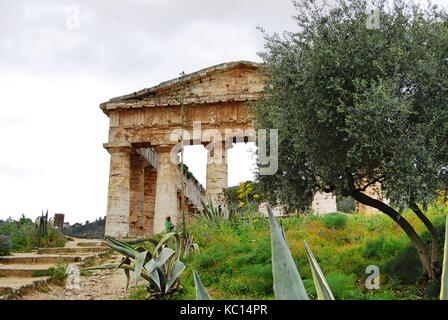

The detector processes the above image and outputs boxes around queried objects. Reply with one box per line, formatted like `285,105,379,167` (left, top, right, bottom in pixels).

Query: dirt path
17,255,130,300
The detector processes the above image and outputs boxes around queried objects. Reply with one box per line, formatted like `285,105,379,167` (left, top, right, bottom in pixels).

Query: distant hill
63,217,105,239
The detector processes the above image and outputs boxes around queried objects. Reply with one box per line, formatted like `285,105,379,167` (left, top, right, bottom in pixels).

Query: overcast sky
0,0,299,224
1,0,446,224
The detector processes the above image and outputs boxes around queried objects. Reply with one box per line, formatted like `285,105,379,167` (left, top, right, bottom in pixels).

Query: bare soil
17,255,129,300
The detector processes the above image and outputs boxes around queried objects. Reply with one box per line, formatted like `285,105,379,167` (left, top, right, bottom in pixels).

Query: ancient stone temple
101,61,262,237
101,61,387,238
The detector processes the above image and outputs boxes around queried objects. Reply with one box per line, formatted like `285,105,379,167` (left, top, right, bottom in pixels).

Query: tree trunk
409,201,438,275
350,190,434,280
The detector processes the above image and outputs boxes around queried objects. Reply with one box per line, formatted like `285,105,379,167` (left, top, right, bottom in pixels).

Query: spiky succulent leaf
165,260,186,293
155,232,178,253
304,240,335,300
266,202,309,300
134,250,148,285
148,248,175,271
106,236,139,253
83,263,121,271
114,257,131,272
106,242,138,260
193,270,211,300
150,269,161,291
441,215,448,300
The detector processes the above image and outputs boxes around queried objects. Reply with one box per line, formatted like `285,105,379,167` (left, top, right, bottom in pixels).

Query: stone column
128,152,146,237
104,143,132,238
143,165,157,235
153,145,179,234
205,141,230,202
311,191,337,216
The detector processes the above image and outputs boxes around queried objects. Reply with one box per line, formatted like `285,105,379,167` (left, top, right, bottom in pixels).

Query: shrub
325,273,361,300
383,246,422,284
0,234,13,256
363,236,403,260
32,263,68,285
323,214,348,229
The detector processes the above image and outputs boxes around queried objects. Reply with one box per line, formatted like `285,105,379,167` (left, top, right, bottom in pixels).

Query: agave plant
85,233,197,299
441,215,448,300
193,202,335,300
197,197,236,225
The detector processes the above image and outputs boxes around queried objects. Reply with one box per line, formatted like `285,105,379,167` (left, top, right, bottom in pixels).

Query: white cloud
1,0,445,223
0,0,298,223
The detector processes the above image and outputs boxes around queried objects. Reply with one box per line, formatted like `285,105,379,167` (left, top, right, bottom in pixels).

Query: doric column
153,145,179,234
128,152,146,237
143,165,157,235
104,143,132,238
311,191,337,216
205,141,231,202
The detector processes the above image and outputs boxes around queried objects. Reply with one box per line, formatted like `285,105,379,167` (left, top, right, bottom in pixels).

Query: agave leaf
83,263,121,271
193,270,211,300
113,257,131,272
174,234,182,261
441,215,448,300
266,202,309,300
144,247,175,274
156,247,175,267
155,232,178,252
304,240,335,300
106,236,139,253
124,268,131,290
150,269,161,291
191,243,200,254
144,260,155,274
106,242,138,260
134,250,148,285
125,238,158,246
165,260,186,293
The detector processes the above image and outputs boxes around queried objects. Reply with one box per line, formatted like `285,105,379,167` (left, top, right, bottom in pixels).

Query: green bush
0,234,12,256
32,263,68,284
325,273,361,300
363,236,403,260
383,246,422,284
323,213,348,229
0,215,66,252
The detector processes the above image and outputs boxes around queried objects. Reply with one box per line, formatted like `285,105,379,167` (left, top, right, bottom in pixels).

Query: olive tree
255,0,448,280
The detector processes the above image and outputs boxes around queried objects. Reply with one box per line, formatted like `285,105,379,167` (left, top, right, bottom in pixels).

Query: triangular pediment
106,61,263,106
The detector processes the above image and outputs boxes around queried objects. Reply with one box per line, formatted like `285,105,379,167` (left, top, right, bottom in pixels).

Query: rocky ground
17,255,129,300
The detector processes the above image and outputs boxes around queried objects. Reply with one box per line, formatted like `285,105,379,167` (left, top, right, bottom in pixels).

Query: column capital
153,144,175,154
103,142,132,154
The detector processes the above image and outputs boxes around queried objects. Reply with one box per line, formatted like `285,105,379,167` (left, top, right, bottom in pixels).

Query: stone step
0,254,83,265
36,246,108,254
0,276,51,300
76,241,106,247
0,264,55,277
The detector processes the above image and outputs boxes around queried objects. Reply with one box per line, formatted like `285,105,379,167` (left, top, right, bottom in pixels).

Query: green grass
32,263,68,285
122,204,447,300
177,204,447,300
